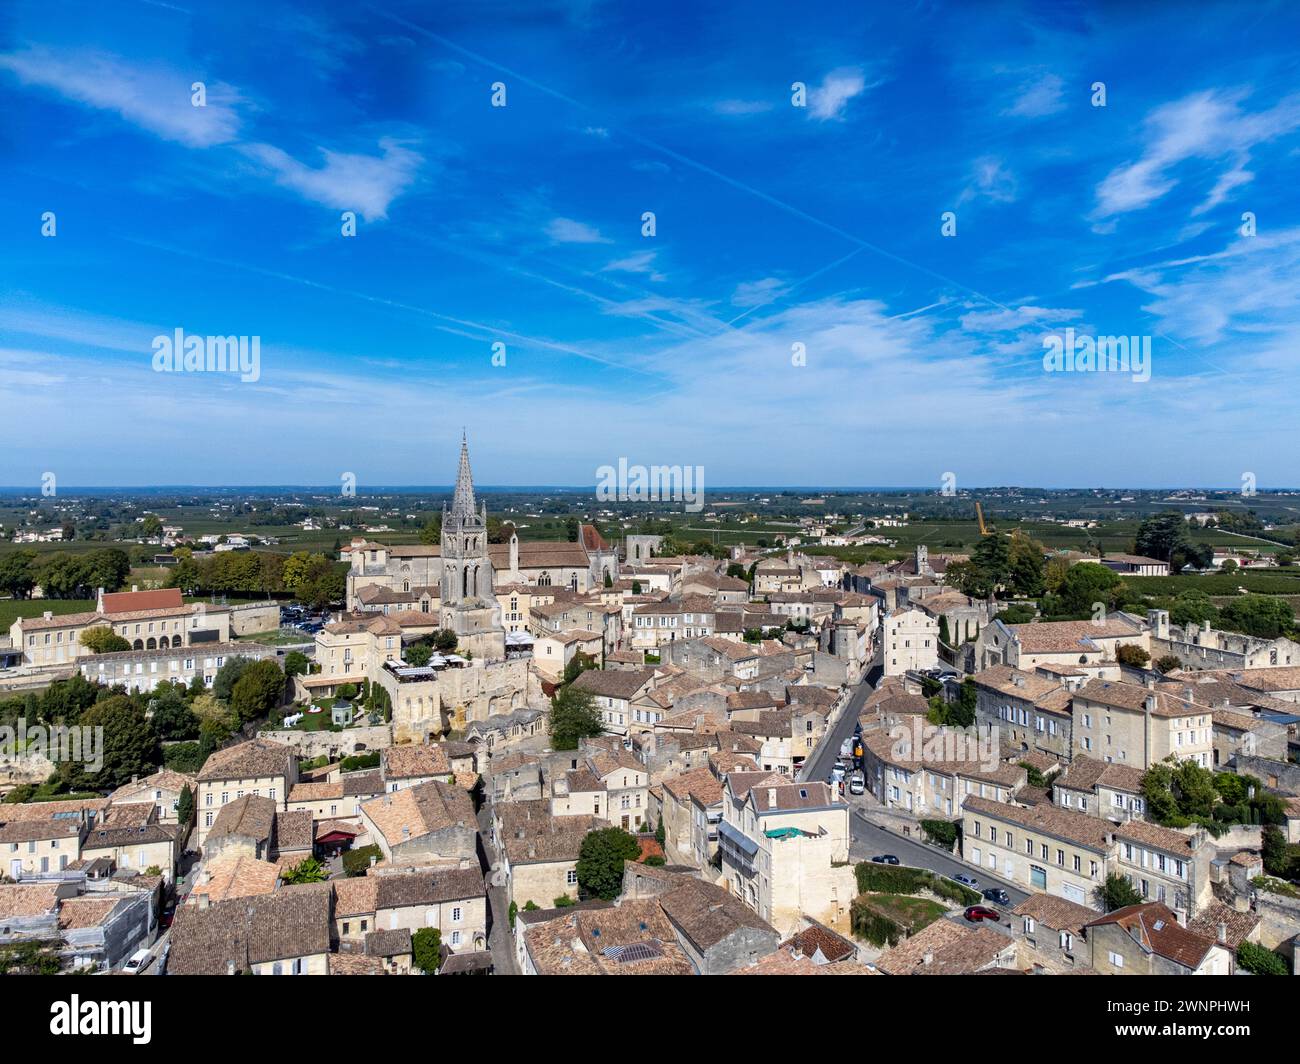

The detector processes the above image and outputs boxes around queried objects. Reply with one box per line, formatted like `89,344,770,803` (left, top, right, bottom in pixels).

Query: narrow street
476,800,518,975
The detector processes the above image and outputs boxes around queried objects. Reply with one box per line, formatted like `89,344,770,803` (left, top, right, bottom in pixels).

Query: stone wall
255,725,391,760
1255,889,1300,950
228,602,281,636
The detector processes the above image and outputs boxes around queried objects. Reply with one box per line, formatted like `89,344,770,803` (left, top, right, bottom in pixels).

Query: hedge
854,862,981,905
1238,940,1290,976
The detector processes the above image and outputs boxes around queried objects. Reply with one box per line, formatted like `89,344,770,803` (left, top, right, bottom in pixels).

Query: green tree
419,516,442,545
561,651,598,685
1116,643,1150,668
1262,825,1289,877
283,650,309,679
281,856,328,884
0,549,38,599
1098,873,1144,912
230,660,286,724
1238,941,1289,975
1046,562,1123,617
211,656,254,702
1007,531,1046,598
549,685,603,750
405,643,434,667
177,783,194,828
412,927,442,973
1219,595,1295,639
1170,590,1218,628
1134,511,1212,572
576,827,641,900
61,696,158,790
150,691,199,740
1153,654,1183,674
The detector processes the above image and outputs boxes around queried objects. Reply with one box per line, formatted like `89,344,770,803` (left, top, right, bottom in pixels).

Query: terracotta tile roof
192,853,280,903
365,927,412,958
0,797,110,822
329,953,386,975
1113,819,1200,855
332,875,382,917
572,667,657,700
375,868,485,910
1186,901,1260,952
57,896,120,930
523,905,695,975
780,921,856,964
1006,617,1142,654
1076,679,1205,719
1085,902,1216,969
971,664,1063,701
168,883,333,974
661,766,724,807
197,739,295,783
360,781,475,847
730,947,874,975
207,795,276,845
382,744,452,780
100,588,184,613
0,883,61,919
963,795,1113,852
1012,892,1099,933
655,876,775,950
874,919,1012,975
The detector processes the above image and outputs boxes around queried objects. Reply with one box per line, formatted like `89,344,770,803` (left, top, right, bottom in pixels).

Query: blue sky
2,0,1299,488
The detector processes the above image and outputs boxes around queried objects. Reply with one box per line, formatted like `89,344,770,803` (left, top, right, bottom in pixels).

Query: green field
0,598,95,630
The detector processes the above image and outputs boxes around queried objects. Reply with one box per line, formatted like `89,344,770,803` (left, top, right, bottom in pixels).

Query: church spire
451,431,476,519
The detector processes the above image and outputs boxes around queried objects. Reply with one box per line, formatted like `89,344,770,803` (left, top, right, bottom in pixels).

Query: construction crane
974,501,993,536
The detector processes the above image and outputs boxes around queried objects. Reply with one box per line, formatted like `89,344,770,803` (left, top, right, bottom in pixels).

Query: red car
964,905,1000,922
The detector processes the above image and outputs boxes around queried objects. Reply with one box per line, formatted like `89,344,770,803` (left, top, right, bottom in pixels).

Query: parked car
963,905,1000,922
982,888,1011,907
952,873,979,888
847,772,865,795
839,737,855,758
829,765,846,784
871,854,900,864
122,949,151,973
160,903,176,930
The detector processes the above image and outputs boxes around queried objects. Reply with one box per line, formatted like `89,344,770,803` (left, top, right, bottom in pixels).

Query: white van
122,949,151,974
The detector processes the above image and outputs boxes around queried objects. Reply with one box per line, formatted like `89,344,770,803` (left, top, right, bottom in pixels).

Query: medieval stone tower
440,434,506,661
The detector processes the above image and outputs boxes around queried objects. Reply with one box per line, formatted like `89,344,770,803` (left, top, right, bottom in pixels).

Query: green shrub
1238,941,1289,976
919,819,960,849
342,844,383,877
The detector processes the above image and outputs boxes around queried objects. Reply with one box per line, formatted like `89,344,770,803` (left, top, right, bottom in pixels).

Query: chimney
1144,695,1157,714
1217,922,1228,946
131,584,138,594
226,959,235,975
922,950,933,967
96,587,105,611
369,854,377,868
766,788,777,808
197,893,210,911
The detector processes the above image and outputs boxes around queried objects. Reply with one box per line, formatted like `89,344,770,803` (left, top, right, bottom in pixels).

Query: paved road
799,664,882,785
476,801,518,975
848,808,1030,908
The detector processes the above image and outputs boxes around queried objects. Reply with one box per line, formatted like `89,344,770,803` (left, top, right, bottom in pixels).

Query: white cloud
545,217,612,244
1005,73,1065,118
1093,89,1300,219
604,251,665,282
0,46,242,148
958,156,1018,205
731,277,789,308
807,67,868,121
240,137,422,221
713,98,773,117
